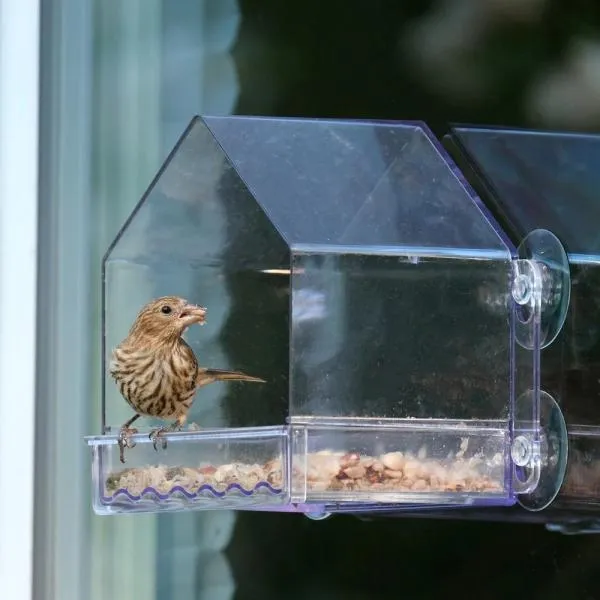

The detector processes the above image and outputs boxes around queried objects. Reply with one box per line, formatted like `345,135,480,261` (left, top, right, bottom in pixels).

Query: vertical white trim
0,1,40,599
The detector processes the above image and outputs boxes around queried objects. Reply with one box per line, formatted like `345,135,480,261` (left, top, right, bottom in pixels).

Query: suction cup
304,509,332,521
514,229,570,350
514,390,568,512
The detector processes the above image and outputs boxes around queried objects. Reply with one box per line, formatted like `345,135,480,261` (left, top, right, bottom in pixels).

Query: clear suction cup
513,229,571,350
514,390,568,512
304,509,332,521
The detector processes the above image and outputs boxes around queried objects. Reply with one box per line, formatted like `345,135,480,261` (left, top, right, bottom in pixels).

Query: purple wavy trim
102,480,283,504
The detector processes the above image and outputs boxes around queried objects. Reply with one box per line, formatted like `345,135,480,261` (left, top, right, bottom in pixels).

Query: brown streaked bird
110,295,265,463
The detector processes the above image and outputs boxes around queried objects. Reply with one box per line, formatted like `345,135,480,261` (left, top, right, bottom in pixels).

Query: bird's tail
196,368,266,388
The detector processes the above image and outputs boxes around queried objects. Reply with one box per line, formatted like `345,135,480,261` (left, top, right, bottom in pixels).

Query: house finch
110,296,265,463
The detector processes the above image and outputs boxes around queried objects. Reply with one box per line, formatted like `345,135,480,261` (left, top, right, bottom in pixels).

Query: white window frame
0,1,40,600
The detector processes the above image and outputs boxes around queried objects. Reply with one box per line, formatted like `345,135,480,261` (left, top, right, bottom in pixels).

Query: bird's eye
161,305,172,315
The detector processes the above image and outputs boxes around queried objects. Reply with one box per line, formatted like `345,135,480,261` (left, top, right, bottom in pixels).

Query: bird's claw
117,427,138,463
149,427,169,452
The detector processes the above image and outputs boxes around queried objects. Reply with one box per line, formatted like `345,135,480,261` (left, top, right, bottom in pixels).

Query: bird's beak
179,304,207,326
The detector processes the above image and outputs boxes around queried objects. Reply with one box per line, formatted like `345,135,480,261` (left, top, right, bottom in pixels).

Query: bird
109,295,265,463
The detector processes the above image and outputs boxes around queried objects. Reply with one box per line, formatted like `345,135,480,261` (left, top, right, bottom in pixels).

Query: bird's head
126,296,207,344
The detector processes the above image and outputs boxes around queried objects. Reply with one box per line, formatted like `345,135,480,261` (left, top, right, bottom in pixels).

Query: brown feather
196,368,266,388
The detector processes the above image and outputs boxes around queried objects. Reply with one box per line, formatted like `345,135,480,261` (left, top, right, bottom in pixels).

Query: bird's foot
149,427,169,452
149,422,184,452
117,427,139,463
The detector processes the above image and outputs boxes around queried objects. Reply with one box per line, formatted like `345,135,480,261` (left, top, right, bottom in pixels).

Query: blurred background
33,1,600,599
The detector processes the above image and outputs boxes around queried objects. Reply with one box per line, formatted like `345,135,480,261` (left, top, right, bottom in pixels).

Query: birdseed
104,458,284,498
296,449,505,494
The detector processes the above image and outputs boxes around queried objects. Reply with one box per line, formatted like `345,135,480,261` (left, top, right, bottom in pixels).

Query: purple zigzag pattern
102,480,283,503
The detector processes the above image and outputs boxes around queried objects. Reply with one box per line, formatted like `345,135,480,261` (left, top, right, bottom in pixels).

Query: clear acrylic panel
103,118,290,432
201,116,510,252
445,126,600,257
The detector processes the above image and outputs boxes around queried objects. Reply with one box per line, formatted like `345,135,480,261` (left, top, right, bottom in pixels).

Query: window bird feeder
85,116,571,520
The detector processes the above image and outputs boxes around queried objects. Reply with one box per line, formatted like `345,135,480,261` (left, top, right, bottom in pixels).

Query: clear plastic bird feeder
85,116,570,517
437,125,600,532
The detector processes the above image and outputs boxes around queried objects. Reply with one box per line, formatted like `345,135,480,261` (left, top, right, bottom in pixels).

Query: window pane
36,2,241,599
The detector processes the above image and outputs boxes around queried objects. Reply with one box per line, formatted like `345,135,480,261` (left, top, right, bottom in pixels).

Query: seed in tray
381,452,404,471
301,450,503,494
104,459,283,498
343,465,366,479
340,452,361,468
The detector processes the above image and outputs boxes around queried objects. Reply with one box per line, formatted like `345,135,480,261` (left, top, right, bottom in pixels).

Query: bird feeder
85,116,571,518
414,125,600,533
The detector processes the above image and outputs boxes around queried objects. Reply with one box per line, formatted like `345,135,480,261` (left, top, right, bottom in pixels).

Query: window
33,2,242,599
